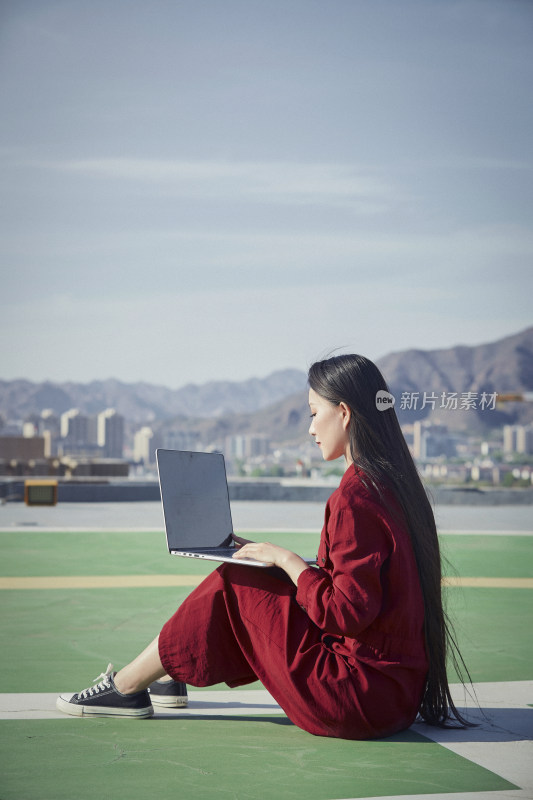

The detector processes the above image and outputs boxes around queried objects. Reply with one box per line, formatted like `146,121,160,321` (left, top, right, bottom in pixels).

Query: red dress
158,465,428,739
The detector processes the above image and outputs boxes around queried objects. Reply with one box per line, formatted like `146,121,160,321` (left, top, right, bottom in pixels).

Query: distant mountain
377,326,533,430
2,328,532,437
153,327,533,444
157,389,314,450
378,326,533,398
0,369,307,424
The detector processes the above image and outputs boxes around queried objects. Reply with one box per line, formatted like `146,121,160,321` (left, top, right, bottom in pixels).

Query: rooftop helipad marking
442,576,533,589
0,575,532,589
0,575,203,589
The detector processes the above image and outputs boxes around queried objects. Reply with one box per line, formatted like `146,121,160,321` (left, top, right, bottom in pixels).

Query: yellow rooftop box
24,480,58,506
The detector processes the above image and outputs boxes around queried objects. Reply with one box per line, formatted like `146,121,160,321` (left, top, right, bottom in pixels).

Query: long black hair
308,353,472,727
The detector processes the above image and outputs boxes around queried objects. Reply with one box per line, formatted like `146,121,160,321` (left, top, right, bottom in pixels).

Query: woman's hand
232,539,309,586
232,540,288,567
231,534,254,548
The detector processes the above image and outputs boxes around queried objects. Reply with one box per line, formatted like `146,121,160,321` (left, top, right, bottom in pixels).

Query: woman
57,354,469,738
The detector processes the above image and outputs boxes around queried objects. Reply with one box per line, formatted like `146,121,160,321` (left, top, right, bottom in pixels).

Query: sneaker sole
150,697,188,708
56,695,154,718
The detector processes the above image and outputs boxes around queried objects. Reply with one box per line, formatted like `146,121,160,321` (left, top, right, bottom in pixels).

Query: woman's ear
339,402,351,430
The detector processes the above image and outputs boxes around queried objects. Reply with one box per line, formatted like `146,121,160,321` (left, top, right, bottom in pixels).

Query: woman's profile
57,354,470,739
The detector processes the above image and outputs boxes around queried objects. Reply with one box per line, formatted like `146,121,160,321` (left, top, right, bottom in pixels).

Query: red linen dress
158,465,429,739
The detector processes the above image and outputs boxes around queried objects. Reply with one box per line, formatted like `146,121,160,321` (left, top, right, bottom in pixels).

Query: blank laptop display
156,448,270,566
156,448,316,568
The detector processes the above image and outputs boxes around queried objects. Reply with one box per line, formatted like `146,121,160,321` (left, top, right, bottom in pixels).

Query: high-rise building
40,410,60,437
133,427,154,464
40,410,60,457
22,422,37,438
225,434,270,459
517,425,533,454
97,408,125,459
412,421,456,460
60,409,90,444
505,424,533,455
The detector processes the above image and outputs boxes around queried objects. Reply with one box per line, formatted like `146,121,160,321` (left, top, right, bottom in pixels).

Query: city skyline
1,0,532,387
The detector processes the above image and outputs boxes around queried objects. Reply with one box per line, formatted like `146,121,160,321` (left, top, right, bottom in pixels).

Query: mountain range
154,327,533,447
377,326,533,430
1,327,532,441
0,369,307,424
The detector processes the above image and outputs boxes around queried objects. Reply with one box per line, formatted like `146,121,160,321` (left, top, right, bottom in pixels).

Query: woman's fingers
231,534,253,548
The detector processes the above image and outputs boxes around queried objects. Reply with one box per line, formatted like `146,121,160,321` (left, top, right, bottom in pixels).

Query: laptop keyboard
174,548,236,557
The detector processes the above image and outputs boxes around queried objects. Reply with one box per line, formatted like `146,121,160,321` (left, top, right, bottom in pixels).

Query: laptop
156,448,316,568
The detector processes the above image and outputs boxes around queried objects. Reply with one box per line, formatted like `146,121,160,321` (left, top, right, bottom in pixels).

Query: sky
1,0,532,389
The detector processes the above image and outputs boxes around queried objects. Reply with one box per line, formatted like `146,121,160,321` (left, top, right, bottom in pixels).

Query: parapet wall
1,478,532,504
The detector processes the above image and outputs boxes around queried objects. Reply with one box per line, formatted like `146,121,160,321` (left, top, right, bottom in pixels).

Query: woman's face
308,388,352,463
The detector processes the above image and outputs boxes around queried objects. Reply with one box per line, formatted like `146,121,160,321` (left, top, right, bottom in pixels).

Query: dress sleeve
295,498,391,638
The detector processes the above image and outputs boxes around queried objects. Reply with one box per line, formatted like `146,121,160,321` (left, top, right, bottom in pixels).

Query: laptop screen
156,449,234,551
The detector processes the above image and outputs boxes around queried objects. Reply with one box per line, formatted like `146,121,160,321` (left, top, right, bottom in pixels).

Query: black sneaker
56,664,154,719
148,678,188,708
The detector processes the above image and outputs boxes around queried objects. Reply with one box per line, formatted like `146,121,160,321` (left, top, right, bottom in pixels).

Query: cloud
39,157,400,212
2,214,532,308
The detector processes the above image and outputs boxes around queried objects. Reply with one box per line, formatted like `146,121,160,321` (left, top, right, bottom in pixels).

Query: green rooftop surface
1,720,515,800
0,529,530,799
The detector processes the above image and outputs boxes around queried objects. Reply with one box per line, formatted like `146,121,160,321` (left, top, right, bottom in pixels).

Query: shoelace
77,663,115,699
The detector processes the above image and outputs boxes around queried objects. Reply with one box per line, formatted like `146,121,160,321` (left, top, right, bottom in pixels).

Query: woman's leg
113,635,167,694
157,563,372,738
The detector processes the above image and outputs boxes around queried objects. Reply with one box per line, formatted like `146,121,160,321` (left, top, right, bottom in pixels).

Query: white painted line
0,689,282,720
